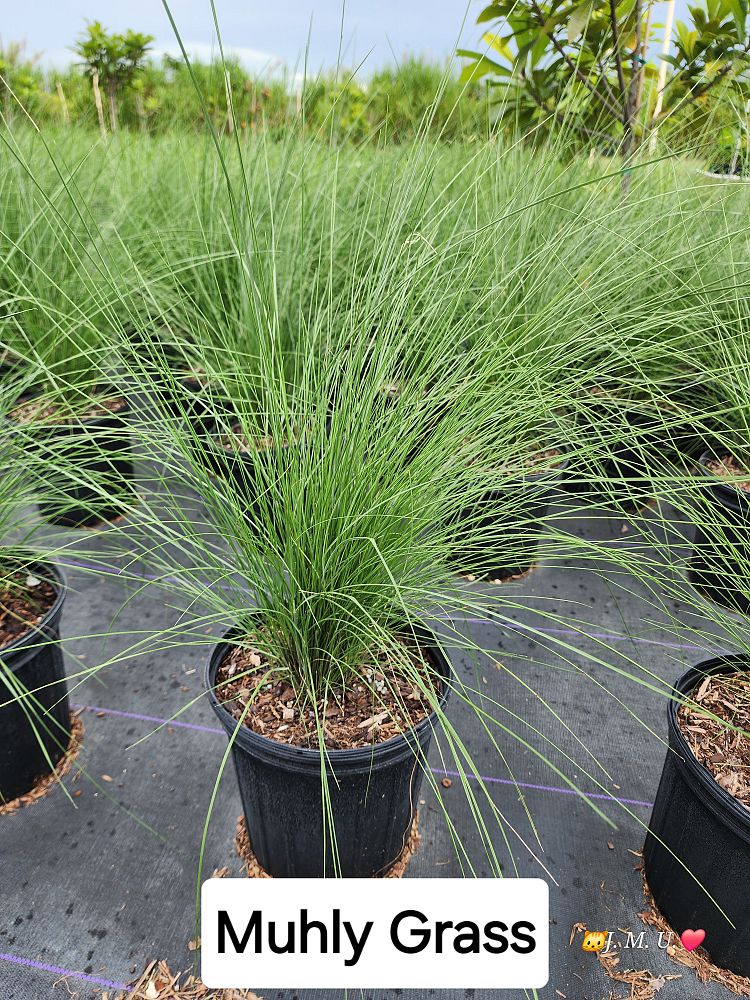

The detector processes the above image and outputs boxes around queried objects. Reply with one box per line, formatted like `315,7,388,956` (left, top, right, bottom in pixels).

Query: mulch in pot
214,636,440,751
9,394,127,425
216,425,289,454
676,670,750,809
704,454,750,493
0,571,57,648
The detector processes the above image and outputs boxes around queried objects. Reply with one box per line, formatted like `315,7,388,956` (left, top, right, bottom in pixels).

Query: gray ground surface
0,467,743,1000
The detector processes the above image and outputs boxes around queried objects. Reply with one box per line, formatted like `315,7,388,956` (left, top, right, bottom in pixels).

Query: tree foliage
460,0,750,151
73,21,153,130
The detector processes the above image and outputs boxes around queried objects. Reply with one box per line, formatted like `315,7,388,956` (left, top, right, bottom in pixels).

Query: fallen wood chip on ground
639,874,750,997
104,959,262,999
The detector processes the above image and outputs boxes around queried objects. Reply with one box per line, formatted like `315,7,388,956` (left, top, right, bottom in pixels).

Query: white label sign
201,877,548,989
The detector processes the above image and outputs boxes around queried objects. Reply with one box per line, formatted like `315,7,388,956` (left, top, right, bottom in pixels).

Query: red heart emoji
680,929,706,952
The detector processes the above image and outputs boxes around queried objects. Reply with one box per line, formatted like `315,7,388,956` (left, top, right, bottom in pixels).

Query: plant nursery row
2,125,750,998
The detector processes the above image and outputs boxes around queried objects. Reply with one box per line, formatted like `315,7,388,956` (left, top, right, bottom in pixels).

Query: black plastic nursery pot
0,564,70,803
579,394,712,509
206,624,451,877
204,426,294,522
600,412,656,508
687,450,750,615
36,401,135,529
156,374,221,438
447,451,568,581
643,654,750,977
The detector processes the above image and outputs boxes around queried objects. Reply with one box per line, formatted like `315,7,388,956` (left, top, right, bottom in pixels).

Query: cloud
38,40,284,74
153,41,284,74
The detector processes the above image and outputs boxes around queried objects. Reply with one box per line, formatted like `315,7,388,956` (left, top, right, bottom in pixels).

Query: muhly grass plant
0,376,109,802
0,122,139,417
98,95,750,888
120,328,638,882
3,22,750,933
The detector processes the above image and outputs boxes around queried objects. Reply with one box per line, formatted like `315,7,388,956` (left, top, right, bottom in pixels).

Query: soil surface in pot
471,446,563,477
705,454,750,493
677,671,750,809
0,571,57,649
217,423,292,454
517,447,562,470
9,394,127,425
215,637,441,750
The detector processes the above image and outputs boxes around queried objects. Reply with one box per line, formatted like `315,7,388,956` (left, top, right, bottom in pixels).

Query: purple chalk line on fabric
453,618,714,653
0,952,128,991
435,768,653,809
73,702,223,735
74,702,654,810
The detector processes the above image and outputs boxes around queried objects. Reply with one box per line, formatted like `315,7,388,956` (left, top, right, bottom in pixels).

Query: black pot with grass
206,624,451,877
687,450,750,614
204,419,300,525
644,655,750,977
579,389,713,511
152,373,223,439
34,399,135,529
447,449,568,581
0,564,70,803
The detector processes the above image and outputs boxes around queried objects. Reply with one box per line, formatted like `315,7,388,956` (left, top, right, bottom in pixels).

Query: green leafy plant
460,0,750,155
73,21,153,133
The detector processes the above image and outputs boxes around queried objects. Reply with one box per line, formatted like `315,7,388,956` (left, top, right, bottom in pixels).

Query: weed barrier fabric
0,468,743,998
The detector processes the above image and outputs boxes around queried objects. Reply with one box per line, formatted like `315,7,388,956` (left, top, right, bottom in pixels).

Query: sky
6,0,689,75
6,0,476,74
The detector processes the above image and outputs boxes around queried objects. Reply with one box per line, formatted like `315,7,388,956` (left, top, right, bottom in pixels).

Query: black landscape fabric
0,465,741,999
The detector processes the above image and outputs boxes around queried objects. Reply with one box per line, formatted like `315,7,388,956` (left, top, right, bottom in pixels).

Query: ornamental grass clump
111,47,699,874
0,135,138,525
0,380,74,802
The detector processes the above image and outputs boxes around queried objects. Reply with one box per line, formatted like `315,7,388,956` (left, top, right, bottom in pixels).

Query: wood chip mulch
597,948,681,998
706,454,750,493
217,425,292,454
101,959,262,999
638,870,750,997
677,670,750,809
0,713,84,816
234,811,420,879
215,637,439,750
467,446,563,477
9,394,127,425
0,572,58,647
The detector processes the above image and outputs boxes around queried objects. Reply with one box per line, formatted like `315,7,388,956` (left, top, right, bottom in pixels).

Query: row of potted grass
3,338,750,976
2,116,750,982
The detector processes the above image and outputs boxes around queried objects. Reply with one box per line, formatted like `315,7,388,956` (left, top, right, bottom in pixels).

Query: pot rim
205,621,452,771
696,167,750,182
696,449,750,511
485,443,570,486
6,386,131,433
0,561,66,669
667,654,750,838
